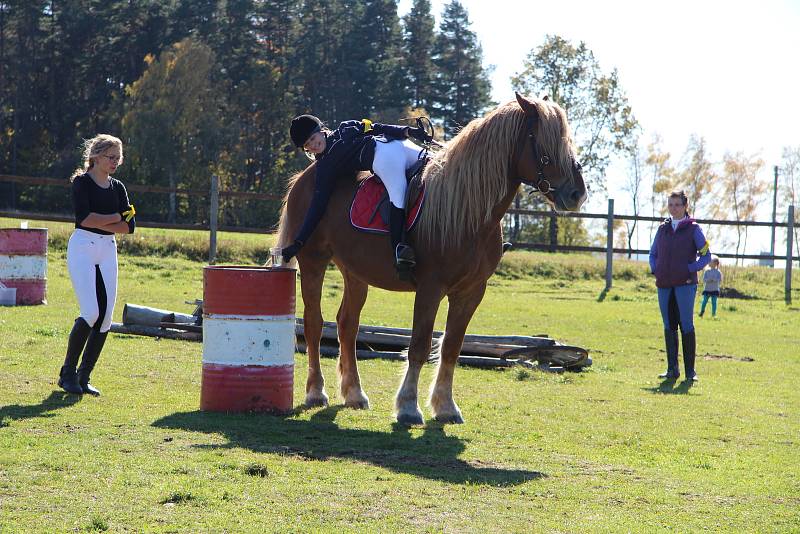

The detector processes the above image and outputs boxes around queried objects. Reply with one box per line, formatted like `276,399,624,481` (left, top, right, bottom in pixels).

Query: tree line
2,1,795,255
0,0,492,226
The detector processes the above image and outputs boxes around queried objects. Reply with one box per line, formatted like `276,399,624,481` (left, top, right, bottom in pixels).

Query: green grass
1,219,799,532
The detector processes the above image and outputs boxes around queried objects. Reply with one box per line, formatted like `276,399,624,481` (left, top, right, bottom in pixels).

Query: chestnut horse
277,93,586,424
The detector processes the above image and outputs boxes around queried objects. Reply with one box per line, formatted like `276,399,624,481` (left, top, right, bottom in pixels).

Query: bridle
518,113,581,197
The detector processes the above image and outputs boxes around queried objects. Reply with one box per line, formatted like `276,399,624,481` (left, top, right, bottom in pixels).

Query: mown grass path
1,220,798,532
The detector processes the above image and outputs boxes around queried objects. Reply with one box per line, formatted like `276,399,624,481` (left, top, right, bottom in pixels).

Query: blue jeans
657,285,697,333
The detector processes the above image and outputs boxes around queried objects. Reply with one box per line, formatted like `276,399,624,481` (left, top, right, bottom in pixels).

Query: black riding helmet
290,114,322,148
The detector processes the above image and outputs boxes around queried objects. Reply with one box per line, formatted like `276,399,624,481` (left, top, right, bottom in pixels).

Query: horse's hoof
305,396,329,408
305,391,329,408
396,411,424,426
433,412,464,424
344,393,370,410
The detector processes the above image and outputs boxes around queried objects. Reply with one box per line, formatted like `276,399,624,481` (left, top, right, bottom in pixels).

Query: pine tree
362,0,408,119
430,0,492,137
289,0,350,122
402,0,435,110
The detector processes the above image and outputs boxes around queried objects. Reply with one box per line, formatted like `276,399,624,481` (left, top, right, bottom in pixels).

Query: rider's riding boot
77,330,108,396
390,205,416,280
59,318,91,394
658,329,680,380
682,329,698,381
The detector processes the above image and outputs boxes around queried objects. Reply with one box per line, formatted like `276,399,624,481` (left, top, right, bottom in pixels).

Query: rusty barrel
0,228,48,305
200,266,296,413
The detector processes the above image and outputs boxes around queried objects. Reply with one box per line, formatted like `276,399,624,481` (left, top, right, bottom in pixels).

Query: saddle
349,156,428,234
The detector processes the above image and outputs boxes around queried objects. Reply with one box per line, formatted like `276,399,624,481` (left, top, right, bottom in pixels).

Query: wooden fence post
606,198,614,290
549,213,557,252
786,204,794,305
209,175,219,265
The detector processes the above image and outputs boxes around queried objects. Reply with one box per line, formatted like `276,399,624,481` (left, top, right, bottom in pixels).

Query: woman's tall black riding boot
389,205,415,280
59,318,91,394
77,330,108,396
658,329,680,379
682,329,698,381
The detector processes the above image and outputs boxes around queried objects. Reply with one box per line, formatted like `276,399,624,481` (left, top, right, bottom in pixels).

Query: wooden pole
771,165,779,257
209,174,219,264
786,205,794,305
606,198,614,290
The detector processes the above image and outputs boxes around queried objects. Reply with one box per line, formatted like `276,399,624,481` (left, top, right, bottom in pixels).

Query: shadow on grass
152,405,546,486
0,391,82,427
597,287,611,302
643,378,695,395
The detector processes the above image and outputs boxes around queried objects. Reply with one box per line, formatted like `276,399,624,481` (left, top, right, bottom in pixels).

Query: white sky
398,0,800,218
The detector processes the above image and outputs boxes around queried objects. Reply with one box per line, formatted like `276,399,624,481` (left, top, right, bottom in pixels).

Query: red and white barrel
200,266,296,413
0,228,48,305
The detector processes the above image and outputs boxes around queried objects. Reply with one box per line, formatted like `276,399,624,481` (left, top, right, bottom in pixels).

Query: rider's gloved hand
407,126,431,143
281,240,304,263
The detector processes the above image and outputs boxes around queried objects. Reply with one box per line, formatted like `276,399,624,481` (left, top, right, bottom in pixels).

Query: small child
699,255,722,318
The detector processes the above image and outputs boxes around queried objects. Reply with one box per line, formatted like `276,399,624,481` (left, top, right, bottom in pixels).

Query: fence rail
1,175,797,302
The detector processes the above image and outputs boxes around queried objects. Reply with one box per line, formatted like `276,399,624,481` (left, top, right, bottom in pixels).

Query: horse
276,93,586,424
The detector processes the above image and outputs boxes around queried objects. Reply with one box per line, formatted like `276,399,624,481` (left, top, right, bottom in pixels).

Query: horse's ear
515,92,538,116
514,92,536,113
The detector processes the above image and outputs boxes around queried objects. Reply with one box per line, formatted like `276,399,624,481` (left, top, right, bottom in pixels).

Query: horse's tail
275,170,304,249
275,200,292,249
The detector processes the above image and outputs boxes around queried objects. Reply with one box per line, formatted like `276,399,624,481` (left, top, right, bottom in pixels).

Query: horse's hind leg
300,256,329,407
430,282,487,424
336,270,370,409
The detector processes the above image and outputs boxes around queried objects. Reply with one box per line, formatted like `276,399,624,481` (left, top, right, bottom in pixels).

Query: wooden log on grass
122,303,197,327
294,319,556,357
110,322,201,341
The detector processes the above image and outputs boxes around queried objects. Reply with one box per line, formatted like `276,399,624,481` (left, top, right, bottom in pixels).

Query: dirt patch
703,353,755,362
719,287,758,300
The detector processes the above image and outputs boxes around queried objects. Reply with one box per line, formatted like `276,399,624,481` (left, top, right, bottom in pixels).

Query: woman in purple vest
649,191,711,381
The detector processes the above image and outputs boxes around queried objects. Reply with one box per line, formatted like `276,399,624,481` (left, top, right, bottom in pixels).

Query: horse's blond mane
415,98,575,250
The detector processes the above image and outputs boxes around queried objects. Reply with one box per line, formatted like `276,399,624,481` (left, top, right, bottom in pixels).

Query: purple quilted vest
654,219,699,288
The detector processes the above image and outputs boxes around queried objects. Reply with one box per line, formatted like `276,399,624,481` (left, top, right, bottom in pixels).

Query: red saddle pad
349,175,425,234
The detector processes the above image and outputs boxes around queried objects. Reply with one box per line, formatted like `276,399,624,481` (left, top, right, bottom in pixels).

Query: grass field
1,218,799,532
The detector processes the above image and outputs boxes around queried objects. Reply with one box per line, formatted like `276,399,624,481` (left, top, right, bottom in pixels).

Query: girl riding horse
283,114,431,279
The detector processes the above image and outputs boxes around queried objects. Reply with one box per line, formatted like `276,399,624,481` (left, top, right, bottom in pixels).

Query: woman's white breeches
67,229,118,333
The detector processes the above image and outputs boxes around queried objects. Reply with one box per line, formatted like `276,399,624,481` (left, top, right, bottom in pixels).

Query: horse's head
514,93,586,212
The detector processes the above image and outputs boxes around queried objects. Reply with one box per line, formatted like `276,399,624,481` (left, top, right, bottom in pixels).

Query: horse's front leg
299,256,329,407
396,286,443,425
430,282,487,424
336,271,370,409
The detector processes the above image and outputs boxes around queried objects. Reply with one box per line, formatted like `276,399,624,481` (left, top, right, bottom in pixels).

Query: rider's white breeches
67,229,118,333
372,138,424,209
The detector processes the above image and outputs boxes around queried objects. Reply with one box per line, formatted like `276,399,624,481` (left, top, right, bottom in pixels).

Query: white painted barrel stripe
202,316,296,366
0,255,47,279
203,313,295,322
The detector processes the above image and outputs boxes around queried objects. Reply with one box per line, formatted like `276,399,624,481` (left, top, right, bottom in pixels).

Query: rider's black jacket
291,120,409,246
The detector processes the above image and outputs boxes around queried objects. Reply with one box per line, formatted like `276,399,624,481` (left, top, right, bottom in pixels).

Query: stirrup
395,244,416,268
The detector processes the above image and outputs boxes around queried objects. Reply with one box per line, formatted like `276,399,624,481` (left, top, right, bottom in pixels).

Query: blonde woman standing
59,134,136,396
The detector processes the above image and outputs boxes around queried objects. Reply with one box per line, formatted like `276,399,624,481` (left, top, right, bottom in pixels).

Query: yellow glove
122,204,136,222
